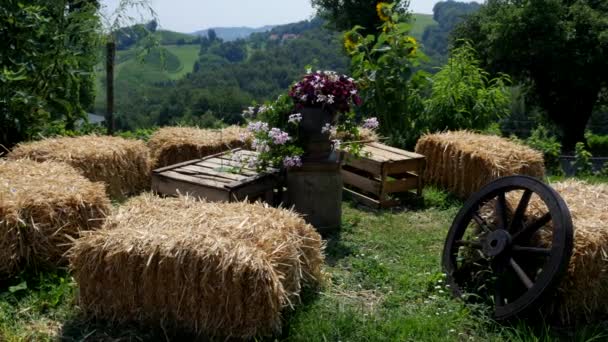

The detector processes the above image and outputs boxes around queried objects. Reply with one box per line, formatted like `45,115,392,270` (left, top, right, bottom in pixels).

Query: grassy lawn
1,187,607,341
411,14,437,40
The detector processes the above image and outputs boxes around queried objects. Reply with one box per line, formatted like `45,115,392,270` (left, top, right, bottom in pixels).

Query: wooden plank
198,159,259,176
151,174,229,202
153,158,202,173
341,169,381,196
384,177,419,193
360,146,391,162
342,154,382,175
160,170,228,189
384,158,426,175
362,145,401,161
368,142,425,159
178,165,247,182
343,188,380,209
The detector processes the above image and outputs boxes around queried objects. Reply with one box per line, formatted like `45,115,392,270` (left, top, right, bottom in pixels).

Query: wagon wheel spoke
495,193,508,230
508,190,533,232
493,263,506,307
455,240,483,249
472,212,493,233
512,245,551,256
512,212,552,242
509,258,534,289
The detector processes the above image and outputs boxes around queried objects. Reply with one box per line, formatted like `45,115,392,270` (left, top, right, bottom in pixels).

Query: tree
311,0,409,35
454,0,608,152
0,0,100,147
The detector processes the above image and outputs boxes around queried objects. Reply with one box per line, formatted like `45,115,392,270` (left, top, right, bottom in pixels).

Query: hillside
192,26,275,41
411,13,437,39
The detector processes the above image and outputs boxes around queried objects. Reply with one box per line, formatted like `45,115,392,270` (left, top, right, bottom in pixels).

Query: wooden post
106,41,115,135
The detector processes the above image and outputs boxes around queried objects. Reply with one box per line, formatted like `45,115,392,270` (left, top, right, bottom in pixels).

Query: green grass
411,13,438,40
1,187,608,341
164,44,200,79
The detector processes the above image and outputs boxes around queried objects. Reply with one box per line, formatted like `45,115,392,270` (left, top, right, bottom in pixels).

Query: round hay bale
8,135,151,200
68,194,324,338
148,126,248,169
0,159,111,278
415,131,545,198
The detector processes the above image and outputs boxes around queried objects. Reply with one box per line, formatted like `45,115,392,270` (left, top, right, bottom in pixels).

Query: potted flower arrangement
238,70,378,233
239,70,375,171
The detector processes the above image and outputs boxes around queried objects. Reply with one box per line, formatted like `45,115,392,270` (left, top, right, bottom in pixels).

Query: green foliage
345,3,425,147
454,0,608,152
312,0,410,35
574,142,593,177
423,42,511,132
525,125,563,175
117,127,157,141
421,1,481,66
586,133,608,157
0,0,100,147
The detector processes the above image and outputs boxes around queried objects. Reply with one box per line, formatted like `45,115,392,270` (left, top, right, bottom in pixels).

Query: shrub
574,142,593,176
525,125,562,175
586,133,608,156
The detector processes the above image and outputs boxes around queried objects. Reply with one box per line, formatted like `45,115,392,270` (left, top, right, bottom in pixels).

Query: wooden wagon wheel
442,175,573,320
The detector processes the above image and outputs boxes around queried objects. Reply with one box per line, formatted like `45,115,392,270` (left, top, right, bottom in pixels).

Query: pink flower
247,121,269,133
283,156,302,168
268,128,291,145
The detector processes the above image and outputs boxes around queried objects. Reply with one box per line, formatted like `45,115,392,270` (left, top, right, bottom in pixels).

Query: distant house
282,34,299,40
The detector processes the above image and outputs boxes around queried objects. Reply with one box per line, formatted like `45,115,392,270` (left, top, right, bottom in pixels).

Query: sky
101,0,473,33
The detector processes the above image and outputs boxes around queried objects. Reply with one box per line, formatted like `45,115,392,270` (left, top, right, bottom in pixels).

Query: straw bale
8,135,151,200
148,126,247,169
68,194,324,338
332,127,379,143
0,159,110,278
499,180,608,324
415,131,545,198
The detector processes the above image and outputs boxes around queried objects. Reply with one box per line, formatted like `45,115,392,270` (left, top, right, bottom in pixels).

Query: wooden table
341,142,426,208
152,149,280,204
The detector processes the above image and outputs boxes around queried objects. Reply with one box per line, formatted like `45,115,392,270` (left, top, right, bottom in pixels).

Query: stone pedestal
286,156,342,235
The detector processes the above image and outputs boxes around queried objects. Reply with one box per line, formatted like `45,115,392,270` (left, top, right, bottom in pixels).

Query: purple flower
268,128,291,145
362,117,380,130
247,121,269,133
283,156,302,168
288,113,302,124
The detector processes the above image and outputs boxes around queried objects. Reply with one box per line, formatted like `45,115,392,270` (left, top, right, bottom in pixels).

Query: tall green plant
423,42,511,132
0,0,101,147
344,2,425,147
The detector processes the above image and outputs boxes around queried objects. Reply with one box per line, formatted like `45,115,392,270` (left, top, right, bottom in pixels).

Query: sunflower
376,2,391,22
344,33,360,53
404,36,418,56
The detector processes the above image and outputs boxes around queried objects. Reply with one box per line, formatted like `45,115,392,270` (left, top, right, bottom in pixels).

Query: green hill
411,13,438,39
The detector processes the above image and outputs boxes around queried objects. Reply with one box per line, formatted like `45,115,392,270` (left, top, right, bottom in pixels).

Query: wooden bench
341,142,426,208
152,149,280,204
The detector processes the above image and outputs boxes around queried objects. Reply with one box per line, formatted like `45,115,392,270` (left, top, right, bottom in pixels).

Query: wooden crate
152,149,280,204
341,142,426,208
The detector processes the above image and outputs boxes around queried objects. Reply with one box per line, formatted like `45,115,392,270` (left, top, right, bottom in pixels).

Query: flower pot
298,106,337,161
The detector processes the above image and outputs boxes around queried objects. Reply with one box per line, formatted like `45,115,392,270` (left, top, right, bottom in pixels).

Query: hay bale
148,126,247,169
68,194,324,338
0,159,110,277
507,180,608,324
8,135,151,200
415,131,545,198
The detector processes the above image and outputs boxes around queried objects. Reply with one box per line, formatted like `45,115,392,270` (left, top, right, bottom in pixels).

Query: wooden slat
178,165,246,181
343,188,380,209
368,142,425,159
341,169,381,196
384,177,419,193
151,174,229,202
343,155,382,175
362,145,400,161
232,177,278,201
160,170,228,189
384,158,426,175
198,159,259,176
153,158,202,173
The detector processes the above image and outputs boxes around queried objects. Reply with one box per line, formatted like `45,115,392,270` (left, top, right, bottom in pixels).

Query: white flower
327,95,335,104
350,89,358,95
306,67,312,74
332,139,341,150
288,113,302,124
300,94,308,101
316,94,327,103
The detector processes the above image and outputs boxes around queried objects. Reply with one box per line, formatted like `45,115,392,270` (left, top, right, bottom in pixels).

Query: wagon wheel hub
483,230,512,257
442,175,573,321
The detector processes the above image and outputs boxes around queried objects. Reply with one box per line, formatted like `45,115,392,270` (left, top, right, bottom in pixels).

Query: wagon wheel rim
442,175,573,320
